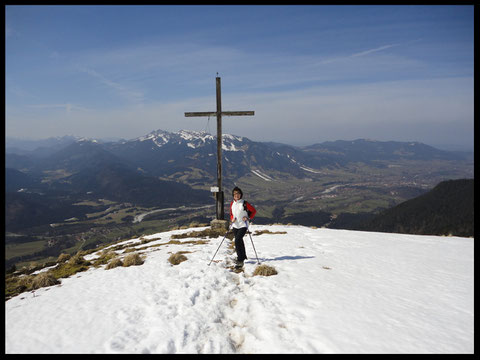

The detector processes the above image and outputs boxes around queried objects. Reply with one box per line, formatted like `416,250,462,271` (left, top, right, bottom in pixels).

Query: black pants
232,227,248,262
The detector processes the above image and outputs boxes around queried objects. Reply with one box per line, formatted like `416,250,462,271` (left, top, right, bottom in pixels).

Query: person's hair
232,186,243,199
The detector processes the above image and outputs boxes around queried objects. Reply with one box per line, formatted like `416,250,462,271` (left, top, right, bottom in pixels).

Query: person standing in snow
229,186,256,268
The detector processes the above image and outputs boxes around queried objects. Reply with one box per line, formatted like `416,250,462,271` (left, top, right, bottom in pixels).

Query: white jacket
230,199,248,229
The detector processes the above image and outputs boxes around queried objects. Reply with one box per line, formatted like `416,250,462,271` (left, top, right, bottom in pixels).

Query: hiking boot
235,259,244,268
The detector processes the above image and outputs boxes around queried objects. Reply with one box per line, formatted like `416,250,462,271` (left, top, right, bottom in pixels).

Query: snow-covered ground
5,225,474,354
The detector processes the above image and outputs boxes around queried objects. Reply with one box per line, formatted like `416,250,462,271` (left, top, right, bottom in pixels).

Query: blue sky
5,5,474,149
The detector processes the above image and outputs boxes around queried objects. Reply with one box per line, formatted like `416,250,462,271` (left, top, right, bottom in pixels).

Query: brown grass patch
171,228,232,240
57,253,71,263
253,264,278,277
92,251,118,267
31,272,60,289
168,252,188,265
106,257,123,270
253,230,287,236
68,252,90,266
122,253,145,267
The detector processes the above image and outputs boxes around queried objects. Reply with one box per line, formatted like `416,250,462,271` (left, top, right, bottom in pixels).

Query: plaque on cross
185,76,254,221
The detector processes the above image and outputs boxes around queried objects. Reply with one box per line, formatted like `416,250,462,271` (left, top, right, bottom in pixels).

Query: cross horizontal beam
185,111,254,117
184,112,216,117
223,111,255,116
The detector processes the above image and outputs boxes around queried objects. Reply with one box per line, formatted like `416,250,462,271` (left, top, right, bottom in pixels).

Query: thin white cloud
27,103,90,113
307,42,404,70
80,67,145,104
56,37,434,111
350,43,399,57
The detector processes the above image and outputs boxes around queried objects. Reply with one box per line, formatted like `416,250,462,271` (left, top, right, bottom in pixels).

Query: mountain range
5,130,473,234
6,129,472,185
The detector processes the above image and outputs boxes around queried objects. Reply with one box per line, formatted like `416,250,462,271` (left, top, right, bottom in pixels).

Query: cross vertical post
215,77,223,220
185,76,254,228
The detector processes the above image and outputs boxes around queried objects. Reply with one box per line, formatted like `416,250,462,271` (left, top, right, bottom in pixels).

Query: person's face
233,191,241,200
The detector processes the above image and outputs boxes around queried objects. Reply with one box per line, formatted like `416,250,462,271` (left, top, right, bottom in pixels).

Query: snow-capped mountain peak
133,129,247,151
178,130,213,142
77,137,99,144
136,129,171,147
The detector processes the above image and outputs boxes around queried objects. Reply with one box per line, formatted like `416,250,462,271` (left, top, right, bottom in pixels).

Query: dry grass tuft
92,250,118,267
31,272,60,289
57,253,71,263
48,252,91,279
253,230,287,236
171,228,232,240
17,274,34,286
68,252,90,266
140,237,161,245
253,264,278,277
16,275,35,292
168,252,188,265
122,253,145,267
105,257,123,270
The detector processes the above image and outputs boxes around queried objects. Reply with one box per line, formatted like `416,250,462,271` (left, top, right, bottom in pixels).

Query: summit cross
185,76,254,222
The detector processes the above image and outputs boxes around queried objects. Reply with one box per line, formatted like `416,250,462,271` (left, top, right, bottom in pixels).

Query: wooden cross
185,76,254,221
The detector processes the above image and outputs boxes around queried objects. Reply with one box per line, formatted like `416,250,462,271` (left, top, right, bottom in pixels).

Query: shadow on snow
246,255,315,264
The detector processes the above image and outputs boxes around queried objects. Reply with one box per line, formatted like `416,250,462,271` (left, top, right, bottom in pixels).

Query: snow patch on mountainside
251,169,273,181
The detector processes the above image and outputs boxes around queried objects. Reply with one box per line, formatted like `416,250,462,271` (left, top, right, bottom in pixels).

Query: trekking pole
208,224,232,266
245,220,260,264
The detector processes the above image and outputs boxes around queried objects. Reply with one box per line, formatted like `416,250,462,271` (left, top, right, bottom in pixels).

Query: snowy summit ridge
134,129,246,151
6,225,473,354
